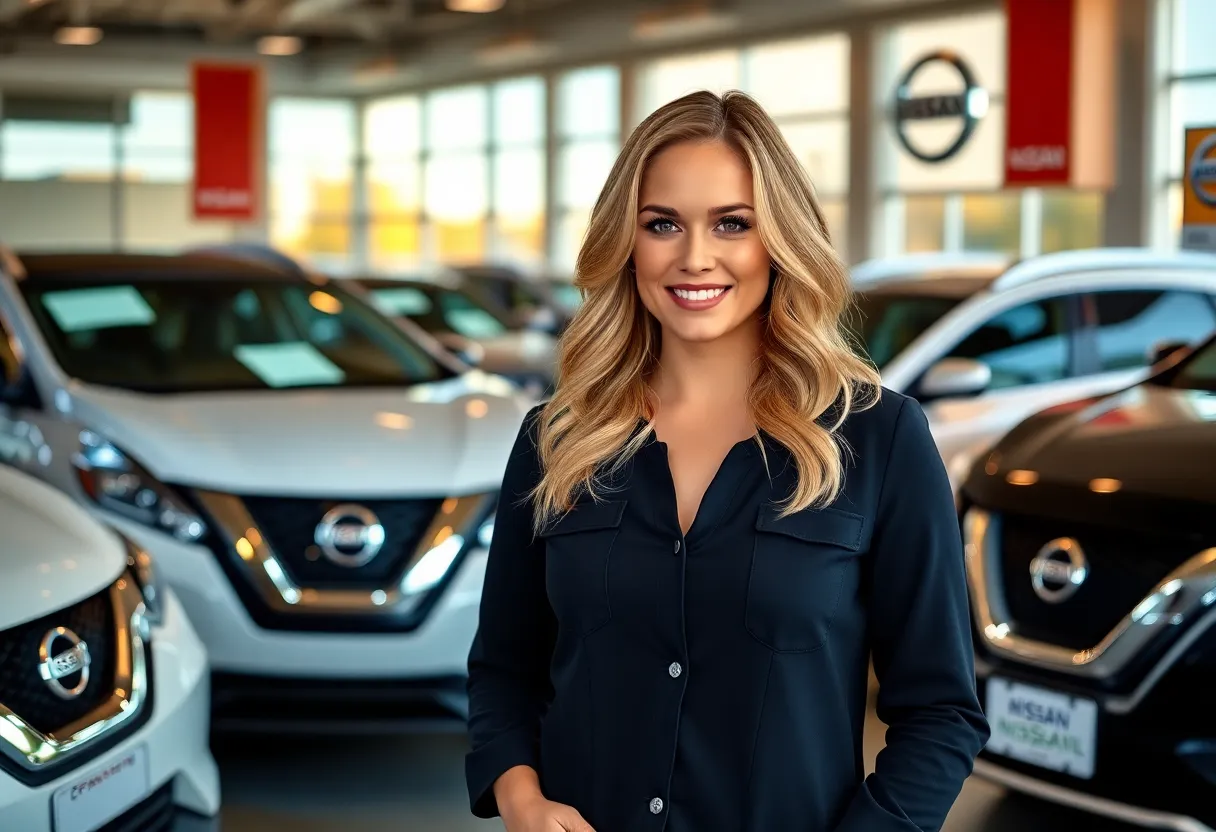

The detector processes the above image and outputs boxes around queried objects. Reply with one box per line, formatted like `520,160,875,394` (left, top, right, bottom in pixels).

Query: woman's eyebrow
639,204,679,217
638,203,755,216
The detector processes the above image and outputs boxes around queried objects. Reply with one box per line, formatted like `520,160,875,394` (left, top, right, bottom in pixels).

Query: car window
1090,290,1216,372
941,297,1072,390
849,292,964,369
21,278,451,394
437,291,507,339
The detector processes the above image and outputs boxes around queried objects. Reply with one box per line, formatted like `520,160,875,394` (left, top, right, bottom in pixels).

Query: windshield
1170,336,1216,392
365,283,509,339
20,277,452,393
848,291,964,368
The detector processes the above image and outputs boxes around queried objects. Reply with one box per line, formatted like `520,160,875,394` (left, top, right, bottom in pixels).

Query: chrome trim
972,759,1215,832
0,575,150,770
196,490,494,616
964,508,1216,678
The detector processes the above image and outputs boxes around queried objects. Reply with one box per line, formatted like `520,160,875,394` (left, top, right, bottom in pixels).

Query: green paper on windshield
41,286,157,333
372,287,433,316
233,342,346,388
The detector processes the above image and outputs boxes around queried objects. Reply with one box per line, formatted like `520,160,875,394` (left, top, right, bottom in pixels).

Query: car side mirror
1148,339,1191,367
435,332,484,368
918,357,992,401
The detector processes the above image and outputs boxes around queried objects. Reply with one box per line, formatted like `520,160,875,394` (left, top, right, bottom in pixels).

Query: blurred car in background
957,331,1216,831
356,273,557,398
0,250,532,733
849,248,1216,492
448,263,575,335
0,465,217,832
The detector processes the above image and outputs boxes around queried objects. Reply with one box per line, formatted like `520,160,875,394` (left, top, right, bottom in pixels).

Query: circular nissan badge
1188,133,1216,208
314,504,387,568
893,50,990,163
1029,537,1089,604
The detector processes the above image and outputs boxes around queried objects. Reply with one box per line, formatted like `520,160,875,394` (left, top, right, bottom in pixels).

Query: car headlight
72,430,207,543
478,513,495,548
121,535,164,626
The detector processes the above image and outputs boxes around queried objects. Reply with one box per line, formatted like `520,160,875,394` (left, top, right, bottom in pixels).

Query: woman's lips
666,285,731,311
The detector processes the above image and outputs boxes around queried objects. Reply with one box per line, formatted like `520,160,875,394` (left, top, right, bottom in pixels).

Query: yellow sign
1182,125,1216,251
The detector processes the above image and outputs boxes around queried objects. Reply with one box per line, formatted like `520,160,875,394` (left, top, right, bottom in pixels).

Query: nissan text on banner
1003,0,1115,190
192,62,265,222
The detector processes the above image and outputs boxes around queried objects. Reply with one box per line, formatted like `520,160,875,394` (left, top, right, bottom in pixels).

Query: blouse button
674,540,681,554
668,662,682,679
649,797,664,815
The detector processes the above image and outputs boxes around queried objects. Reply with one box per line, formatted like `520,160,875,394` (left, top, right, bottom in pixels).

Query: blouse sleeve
464,406,557,818
832,397,991,831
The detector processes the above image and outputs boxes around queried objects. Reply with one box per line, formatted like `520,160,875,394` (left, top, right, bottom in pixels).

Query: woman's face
633,139,771,345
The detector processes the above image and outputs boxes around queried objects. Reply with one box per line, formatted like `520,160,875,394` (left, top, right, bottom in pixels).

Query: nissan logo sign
1029,537,1089,604
1189,133,1216,208
894,51,989,163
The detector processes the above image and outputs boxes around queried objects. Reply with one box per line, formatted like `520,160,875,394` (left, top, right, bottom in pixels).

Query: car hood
962,383,1216,534
0,467,126,629
64,373,533,498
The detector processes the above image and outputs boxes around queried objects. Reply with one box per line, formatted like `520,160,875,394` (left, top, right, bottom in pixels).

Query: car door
909,294,1104,487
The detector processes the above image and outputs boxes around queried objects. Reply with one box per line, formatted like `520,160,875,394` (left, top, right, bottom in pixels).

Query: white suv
0,250,531,732
850,248,1216,490
0,465,218,831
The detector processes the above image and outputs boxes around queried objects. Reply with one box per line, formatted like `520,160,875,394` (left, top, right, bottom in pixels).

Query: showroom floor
213,702,1136,831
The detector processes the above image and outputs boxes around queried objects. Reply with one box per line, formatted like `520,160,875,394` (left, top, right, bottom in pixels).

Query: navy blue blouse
466,389,989,831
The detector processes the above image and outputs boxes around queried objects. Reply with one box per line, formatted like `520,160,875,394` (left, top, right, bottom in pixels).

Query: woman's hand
501,794,597,832
494,766,597,832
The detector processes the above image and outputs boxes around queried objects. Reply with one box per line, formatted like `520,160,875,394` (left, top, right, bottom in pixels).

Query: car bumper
100,513,487,682
974,656,1216,830
0,590,220,832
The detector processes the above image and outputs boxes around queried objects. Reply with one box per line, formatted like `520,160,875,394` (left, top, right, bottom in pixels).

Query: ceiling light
54,26,103,46
257,35,303,56
446,0,505,12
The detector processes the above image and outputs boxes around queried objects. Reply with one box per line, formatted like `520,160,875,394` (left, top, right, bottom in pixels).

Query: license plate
985,677,1098,779
52,745,150,832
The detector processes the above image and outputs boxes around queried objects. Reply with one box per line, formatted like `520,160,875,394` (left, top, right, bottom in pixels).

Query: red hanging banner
1003,0,1116,189
191,62,264,221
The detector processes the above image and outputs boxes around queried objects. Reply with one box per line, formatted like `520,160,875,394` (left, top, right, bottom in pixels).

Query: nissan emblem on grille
314,503,387,568
1029,537,1089,604
39,626,92,700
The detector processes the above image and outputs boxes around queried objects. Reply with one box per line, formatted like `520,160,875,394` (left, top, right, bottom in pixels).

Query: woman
465,90,988,832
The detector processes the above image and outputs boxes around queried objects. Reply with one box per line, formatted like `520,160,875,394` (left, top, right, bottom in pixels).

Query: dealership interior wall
0,0,1210,276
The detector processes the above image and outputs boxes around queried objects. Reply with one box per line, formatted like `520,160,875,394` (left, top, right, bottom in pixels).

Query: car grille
240,496,443,588
98,781,174,832
999,513,1197,650
0,588,115,735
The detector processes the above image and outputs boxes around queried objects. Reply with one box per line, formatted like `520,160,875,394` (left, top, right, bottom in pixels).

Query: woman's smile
666,284,732,310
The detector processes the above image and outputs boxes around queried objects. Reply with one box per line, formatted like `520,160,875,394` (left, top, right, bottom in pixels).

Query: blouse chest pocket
745,505,865,653
539,499,626,638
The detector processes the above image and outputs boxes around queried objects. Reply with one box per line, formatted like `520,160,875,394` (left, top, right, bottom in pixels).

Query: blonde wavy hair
532,90,880,531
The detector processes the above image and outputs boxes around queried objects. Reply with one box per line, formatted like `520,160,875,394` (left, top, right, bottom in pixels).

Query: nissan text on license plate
985,677,1098,779
52,744,150,832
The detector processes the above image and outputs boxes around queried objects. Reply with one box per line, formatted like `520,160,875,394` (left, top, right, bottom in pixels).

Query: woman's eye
718,216,752,234
646,219,678,234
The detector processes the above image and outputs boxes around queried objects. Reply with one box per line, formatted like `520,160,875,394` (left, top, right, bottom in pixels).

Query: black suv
957,333,1216,829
